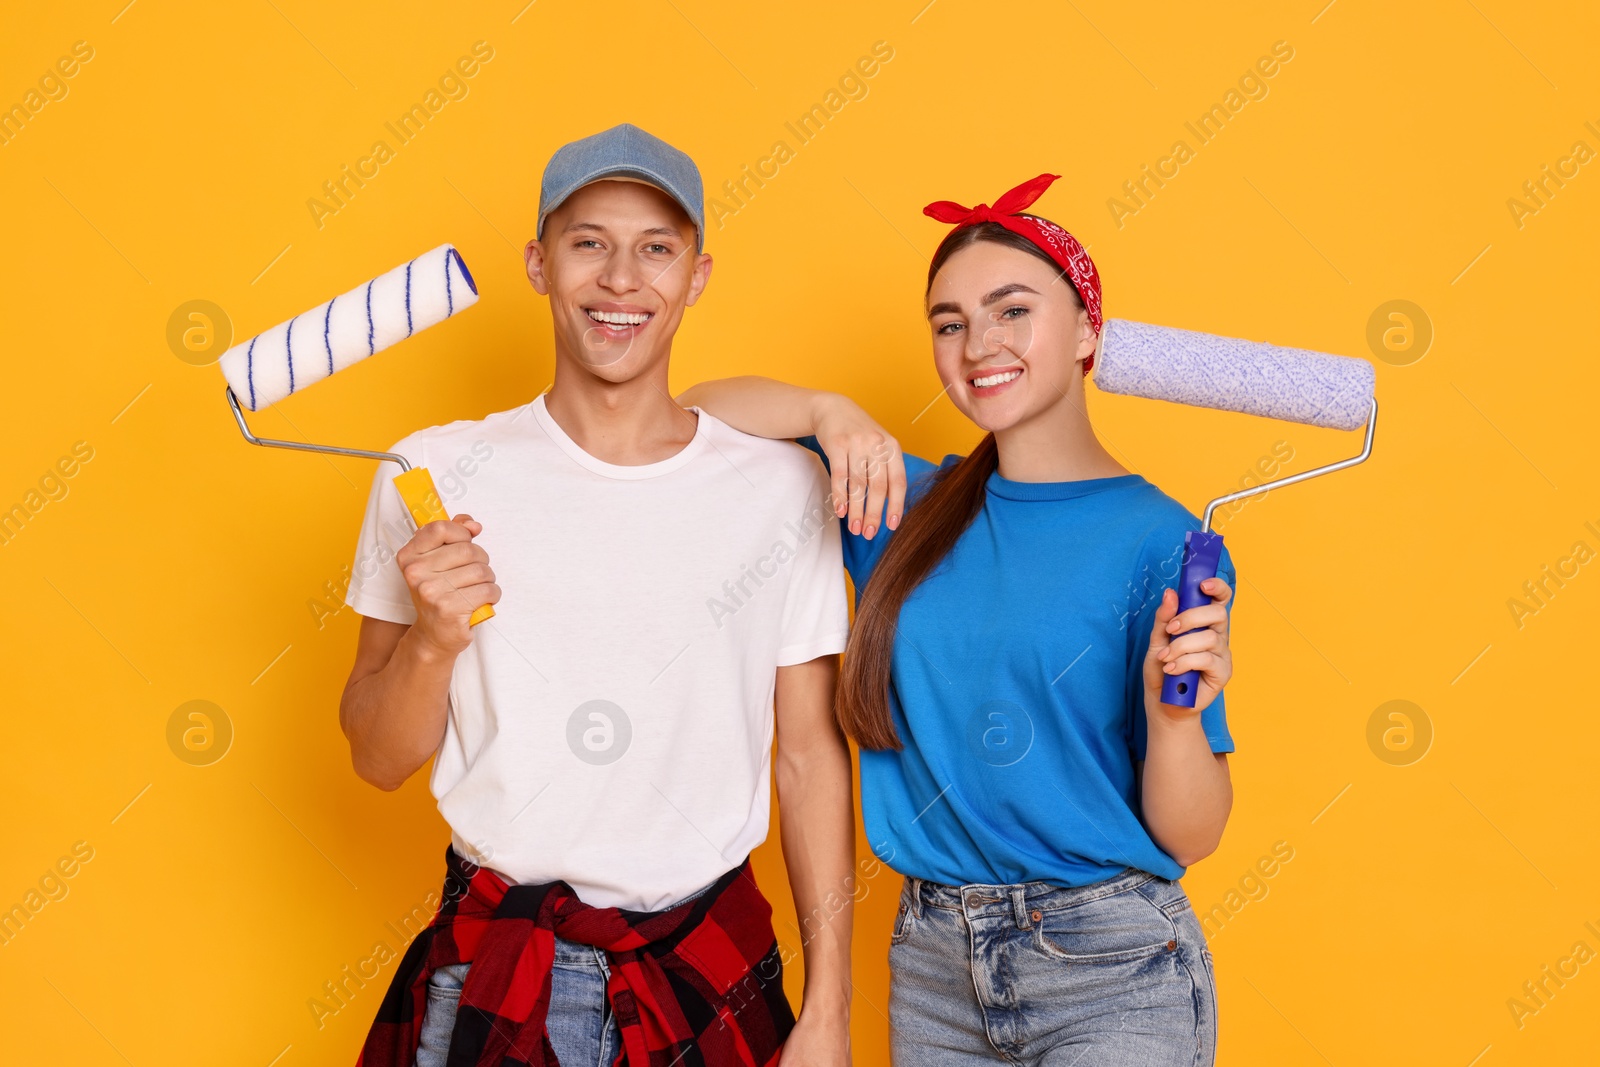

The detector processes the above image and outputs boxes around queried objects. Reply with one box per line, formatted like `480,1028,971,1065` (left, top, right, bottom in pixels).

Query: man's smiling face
526,179,711,384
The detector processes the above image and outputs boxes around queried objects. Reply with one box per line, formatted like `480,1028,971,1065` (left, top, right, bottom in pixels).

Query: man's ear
683,251,714,308
525,238,550,296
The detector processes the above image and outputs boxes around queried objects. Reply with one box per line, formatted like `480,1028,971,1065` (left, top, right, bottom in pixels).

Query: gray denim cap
536,123,705,253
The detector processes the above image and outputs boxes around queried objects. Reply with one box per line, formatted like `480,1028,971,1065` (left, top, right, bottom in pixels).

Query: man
339,124,854,1066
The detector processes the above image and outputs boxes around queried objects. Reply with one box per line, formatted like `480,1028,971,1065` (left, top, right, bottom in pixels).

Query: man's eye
575,239,601,249
936,322,964,335
646,243,671,254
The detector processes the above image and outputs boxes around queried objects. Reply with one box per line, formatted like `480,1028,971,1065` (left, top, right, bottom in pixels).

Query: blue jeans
888,866,1218,1066
415,935,620,1067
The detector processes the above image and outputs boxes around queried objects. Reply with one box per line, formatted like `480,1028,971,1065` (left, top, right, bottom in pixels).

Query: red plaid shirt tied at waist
356,845,795,1067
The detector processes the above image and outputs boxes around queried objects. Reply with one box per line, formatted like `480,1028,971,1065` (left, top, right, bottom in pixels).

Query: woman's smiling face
926,238,1096,434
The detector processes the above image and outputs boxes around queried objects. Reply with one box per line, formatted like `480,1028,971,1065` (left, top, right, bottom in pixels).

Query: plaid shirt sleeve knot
356,846,795,1067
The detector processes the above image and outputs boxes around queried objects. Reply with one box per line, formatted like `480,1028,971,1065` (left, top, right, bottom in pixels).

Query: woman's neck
992,380,1129,483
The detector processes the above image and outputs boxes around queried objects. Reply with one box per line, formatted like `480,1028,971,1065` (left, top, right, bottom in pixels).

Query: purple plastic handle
1160,530,1225,708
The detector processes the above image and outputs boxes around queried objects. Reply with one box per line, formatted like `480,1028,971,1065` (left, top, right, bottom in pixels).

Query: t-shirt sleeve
775,456,850,666
343,433,425,625
794,434,941,592
1129,537,1238,761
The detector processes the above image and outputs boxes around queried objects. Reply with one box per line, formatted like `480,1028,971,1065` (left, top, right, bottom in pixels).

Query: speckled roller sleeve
1093,318,1376,431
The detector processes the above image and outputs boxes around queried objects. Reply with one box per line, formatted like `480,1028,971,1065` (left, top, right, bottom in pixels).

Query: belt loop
907,875,925,919
1011,886,1030,929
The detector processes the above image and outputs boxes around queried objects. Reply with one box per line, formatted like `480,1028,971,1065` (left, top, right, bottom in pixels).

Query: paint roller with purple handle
218,243,496,626
1093,318,1378,707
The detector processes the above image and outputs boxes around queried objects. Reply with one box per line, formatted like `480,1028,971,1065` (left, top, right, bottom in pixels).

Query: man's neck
542,363,699,466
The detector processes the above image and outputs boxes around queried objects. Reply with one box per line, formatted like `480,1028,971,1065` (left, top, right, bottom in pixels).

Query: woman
679,172,1235,1065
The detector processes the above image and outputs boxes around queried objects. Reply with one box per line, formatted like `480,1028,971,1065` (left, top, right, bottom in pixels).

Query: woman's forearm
1139,714,1233,866
676,376,834,439
681,376,905,537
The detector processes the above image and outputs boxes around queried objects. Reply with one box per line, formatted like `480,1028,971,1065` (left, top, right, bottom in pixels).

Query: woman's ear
1073,307,1097,366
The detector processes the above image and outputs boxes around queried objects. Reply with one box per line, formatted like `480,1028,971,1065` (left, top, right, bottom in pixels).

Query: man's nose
597,251,642,293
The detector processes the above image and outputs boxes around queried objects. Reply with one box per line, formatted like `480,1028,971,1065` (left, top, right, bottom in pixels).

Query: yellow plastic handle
391,466,495,627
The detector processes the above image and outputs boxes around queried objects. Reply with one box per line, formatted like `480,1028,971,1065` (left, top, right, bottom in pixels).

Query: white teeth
587,309,650,325
972,369,1022,388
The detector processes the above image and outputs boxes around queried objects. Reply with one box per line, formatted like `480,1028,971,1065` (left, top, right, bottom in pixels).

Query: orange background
2,1,1596,1063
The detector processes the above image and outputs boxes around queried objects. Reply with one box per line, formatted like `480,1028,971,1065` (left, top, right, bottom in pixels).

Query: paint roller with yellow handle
218,243,494,626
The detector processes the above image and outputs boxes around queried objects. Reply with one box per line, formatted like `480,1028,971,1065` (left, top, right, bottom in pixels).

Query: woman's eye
1001,305,1028,319
936,322,964,335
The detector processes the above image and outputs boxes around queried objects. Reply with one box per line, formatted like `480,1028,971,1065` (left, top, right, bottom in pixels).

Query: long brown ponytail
834,218,1086,751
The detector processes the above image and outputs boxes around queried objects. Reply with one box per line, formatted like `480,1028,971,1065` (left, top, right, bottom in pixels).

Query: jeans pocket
890,887,916,945
1159,888,1213,954
427,961,470,1001
1033,887,1177,964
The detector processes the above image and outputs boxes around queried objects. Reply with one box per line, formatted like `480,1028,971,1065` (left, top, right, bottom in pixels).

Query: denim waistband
905,866,1160,925
550,935,609,968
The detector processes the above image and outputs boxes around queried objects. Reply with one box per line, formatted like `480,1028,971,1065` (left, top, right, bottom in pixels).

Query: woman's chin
953,395,1035,436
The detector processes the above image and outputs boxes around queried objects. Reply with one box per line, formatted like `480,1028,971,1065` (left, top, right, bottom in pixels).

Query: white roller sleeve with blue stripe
219,244,479,412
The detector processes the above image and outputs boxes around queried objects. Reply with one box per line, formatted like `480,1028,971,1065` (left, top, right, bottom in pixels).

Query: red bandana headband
924,172,1103,374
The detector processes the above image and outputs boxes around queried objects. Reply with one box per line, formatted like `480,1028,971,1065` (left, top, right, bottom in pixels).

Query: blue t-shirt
798,437,1236,887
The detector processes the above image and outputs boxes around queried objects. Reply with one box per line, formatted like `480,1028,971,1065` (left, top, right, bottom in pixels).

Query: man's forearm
340,627,458,791
775,736,856,1014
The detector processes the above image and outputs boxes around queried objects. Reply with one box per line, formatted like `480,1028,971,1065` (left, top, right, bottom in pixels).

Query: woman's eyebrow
926,282,1040,318
979,282,1039,305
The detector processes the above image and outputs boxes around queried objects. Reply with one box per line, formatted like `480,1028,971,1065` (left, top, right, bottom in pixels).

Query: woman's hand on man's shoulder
811,393,905,540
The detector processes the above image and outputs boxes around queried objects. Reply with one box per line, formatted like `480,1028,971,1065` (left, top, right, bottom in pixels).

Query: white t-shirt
344,394,849,911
